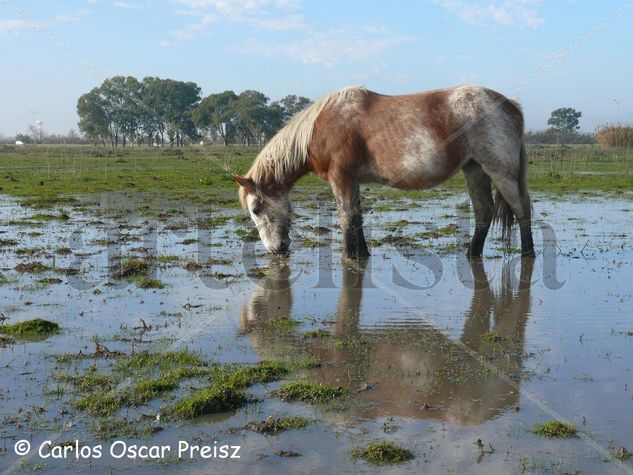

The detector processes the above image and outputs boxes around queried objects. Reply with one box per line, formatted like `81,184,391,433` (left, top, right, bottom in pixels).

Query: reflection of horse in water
241,258,534,427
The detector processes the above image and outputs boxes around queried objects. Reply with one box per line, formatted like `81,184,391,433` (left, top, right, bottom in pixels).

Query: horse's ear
234,174,255,191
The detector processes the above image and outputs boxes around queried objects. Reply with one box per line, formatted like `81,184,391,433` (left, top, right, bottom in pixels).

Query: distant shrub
594,124,633,148
524,129,595,145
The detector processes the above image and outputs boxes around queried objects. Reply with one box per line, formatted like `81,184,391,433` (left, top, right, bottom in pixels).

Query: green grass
130,378,178,404
111,258,150,279
0,145,632,213
303,329,330,338
352,441,414,465
137,278,165,289
171,385,247,418
211,361,289,389
0,318,60,338
73,392,122,416
531,420,578,438
273,382,347,403
114,350,207,372
53,371,114,392
245,416,312,435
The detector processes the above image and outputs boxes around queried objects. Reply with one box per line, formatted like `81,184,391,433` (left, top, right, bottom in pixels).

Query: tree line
76,76,312,147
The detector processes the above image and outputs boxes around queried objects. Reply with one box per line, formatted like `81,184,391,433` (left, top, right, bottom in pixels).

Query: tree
547,107,582,133
77,87,110,145
142,77,201,146
235,90,270,146
192,91,238,146
278,94,312,122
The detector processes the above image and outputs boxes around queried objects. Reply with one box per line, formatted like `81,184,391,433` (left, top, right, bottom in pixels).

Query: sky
0,0,631,136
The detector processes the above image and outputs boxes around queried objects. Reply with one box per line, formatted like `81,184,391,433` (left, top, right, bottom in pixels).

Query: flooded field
1,189,633,474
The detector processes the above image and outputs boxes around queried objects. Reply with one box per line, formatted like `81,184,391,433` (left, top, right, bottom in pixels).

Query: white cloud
433,0,544,29
236,27,412,68
166,0,304,42
0,19,31,34
113,1,143,9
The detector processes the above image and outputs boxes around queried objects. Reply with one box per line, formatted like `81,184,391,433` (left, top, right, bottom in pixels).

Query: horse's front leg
332,182,370,260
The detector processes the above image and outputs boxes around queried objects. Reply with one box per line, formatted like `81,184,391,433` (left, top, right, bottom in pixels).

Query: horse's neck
257,159,310,195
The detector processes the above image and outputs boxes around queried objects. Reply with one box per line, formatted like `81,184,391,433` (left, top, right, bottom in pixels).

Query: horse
234,85,535,259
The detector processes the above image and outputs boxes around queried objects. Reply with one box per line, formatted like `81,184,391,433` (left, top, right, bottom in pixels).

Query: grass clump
171,385,247,418
212,361,288,389
111,258,149,279
481,332,506,342
54,372,114,392
266,316,298,328
274,382,347,403
14,262,52,273
532,420,578,438
137,278,165,289
304,329,330,339
73,392,121,416
352,440,414,465
245,416,312,435
114,350,207,372
130,378,178,404
615,447,632,461
0,318,60,338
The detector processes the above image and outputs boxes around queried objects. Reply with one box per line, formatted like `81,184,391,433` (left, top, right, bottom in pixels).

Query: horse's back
310,85,523,190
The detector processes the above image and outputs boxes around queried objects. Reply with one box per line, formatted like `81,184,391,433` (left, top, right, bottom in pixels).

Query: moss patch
0,318,60,338
274,382,347,403
352,441,414,465
532,420,578,438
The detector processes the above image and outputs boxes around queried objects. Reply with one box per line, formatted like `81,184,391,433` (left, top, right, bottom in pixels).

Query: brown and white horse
235,85,535,259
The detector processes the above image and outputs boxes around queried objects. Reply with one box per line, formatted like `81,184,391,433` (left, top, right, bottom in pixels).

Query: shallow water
1,191,632,474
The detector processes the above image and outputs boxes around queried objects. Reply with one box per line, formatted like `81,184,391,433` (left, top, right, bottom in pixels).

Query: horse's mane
247,85,367,185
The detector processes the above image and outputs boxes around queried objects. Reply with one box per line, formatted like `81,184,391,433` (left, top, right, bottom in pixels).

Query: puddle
0,191,632,474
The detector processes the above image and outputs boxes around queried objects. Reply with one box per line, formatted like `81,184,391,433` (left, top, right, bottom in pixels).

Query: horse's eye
252,204,262,215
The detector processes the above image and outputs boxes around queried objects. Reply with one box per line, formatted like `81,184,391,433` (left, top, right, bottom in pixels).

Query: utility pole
613,99,622,124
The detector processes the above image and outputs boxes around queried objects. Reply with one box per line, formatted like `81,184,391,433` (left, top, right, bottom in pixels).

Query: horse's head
235,175,291,255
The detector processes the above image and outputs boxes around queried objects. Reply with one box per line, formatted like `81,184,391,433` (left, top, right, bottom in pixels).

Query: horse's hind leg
462,160,494,257
480,163,535,258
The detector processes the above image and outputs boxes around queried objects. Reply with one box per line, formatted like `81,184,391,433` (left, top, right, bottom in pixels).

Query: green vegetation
14,262,52,273
130,378,178,404
245,416,312,435
211,361,289,389
137,278,165,289
274,382,347,403
615,447,632,461
352,441,414,465
0,318,60,338
0,145,632,212
304,329,330,338
114,350,207,372
531,421,578,438
481,332,506,342
171,386,247,419
111,258,150,279
73,392,121,416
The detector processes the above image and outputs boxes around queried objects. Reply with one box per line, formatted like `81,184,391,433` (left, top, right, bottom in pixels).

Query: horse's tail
494,140,529,244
